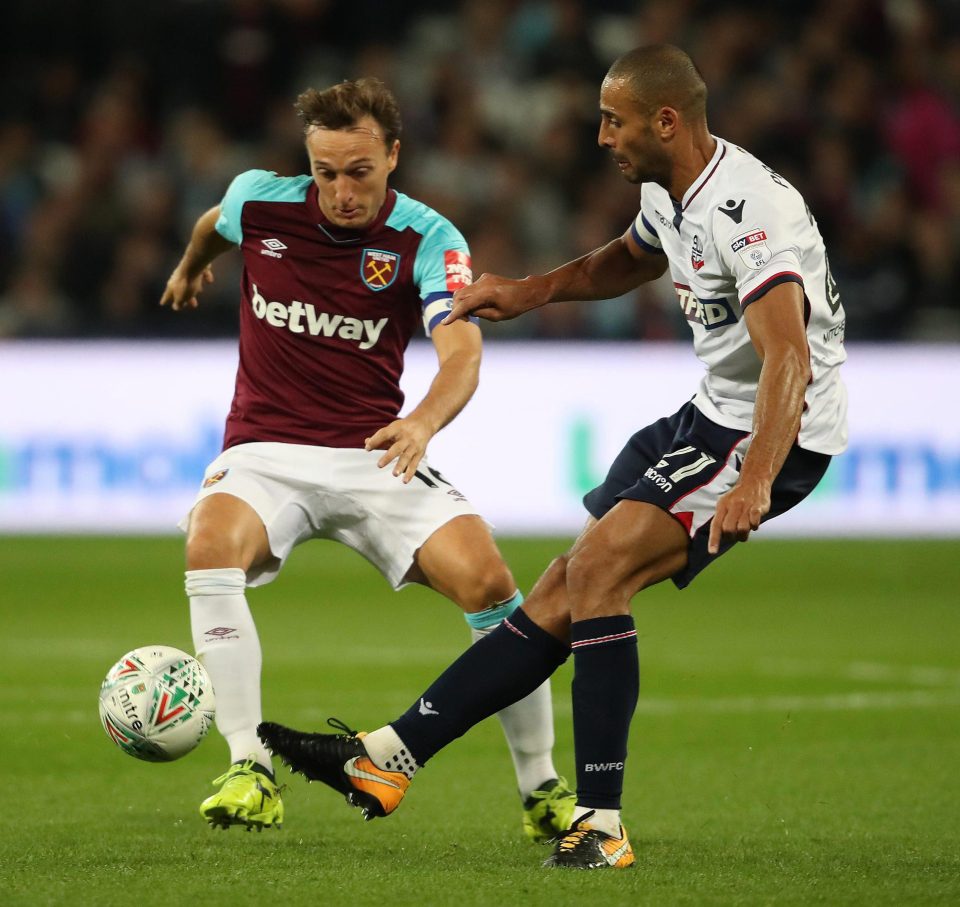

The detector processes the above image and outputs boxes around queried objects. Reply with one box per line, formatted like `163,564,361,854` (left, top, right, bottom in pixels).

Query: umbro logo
260,238,287,258
205,626,237,638
418,698,439,716
718,199,746,224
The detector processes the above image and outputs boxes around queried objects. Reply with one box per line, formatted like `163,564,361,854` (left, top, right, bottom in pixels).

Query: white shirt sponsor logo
675,284,738,330
250,284,388,349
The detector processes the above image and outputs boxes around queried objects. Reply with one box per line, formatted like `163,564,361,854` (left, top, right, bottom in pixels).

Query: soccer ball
98,645,215,762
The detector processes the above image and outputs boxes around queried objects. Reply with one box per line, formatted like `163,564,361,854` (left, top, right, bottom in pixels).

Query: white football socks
571,804,622,837
187,567,273,772
470,624,559,800
362,725,420,779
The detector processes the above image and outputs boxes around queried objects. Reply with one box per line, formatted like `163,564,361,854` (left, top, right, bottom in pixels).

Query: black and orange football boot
258,718,409,820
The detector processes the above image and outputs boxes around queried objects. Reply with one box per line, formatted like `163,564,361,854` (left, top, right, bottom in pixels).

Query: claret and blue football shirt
213,169,473,450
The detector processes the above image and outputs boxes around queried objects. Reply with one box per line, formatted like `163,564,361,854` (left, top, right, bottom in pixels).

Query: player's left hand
708,477,771,554
365,416,434,483
160,264,215,311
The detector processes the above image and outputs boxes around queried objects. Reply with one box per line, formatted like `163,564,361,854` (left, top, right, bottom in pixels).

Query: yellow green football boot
200,757,284,831
522,777,577,843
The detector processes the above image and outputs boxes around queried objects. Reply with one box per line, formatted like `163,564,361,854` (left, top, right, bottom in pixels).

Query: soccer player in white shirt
258,45,848,870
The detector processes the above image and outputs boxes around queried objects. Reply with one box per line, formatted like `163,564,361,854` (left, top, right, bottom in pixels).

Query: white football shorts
179,442,486,589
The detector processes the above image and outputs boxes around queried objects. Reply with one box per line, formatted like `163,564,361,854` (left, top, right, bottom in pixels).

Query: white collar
681,137,726,211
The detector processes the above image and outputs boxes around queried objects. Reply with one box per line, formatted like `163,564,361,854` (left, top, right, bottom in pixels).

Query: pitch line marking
551,689,960,717
756,658,960,688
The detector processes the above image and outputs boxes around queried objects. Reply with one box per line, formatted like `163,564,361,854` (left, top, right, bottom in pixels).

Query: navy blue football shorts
583,400,831,589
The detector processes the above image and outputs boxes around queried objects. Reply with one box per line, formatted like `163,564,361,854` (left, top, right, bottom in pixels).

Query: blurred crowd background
2,0,958,342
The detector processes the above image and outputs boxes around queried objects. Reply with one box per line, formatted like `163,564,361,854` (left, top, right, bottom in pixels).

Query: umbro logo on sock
418,698,439,716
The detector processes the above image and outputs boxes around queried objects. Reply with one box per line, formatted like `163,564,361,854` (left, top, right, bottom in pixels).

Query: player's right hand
443,273,541,324
707,476,771,554
365,415,433,484
160,265,215,311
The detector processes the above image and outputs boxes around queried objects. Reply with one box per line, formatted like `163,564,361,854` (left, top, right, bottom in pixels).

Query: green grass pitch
2,536,959,905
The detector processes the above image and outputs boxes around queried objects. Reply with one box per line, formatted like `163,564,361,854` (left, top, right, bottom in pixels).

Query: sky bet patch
731,230,771,270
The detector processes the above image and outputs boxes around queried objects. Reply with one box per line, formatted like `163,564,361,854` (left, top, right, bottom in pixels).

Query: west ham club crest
361,248,401,291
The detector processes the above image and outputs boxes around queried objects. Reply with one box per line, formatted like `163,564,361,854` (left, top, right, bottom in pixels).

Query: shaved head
606,44,707,122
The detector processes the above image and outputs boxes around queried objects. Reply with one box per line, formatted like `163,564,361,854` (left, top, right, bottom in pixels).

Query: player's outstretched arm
443,227,667,323
160,206,234,312
365,318,482,483
708,282,812,553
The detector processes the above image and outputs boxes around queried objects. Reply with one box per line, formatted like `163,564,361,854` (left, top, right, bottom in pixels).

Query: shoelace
211,759,283,795
326,716,359,736
527,778,574,803
556,809,596,850
211,759,256,786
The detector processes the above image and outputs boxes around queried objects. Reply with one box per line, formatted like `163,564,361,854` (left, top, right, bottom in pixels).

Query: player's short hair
607,45,708,122
295,77,402,147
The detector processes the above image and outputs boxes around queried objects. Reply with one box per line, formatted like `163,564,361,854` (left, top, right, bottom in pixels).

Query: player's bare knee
529,554,569,600
185,531,241,571
548,552,571,580
521,555,572,631
565,548,635,617
565,551,607,595
184,517,253,571
457,558,516,612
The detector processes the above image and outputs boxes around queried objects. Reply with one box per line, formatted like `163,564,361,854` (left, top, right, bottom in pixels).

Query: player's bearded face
307,116,399,229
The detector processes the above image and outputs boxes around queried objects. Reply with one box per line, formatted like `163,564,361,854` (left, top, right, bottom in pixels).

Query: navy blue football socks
570,615,639,810
391,608,570,764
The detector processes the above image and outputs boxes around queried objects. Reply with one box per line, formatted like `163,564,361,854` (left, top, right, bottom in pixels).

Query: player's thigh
517,516,598,642
584,402,753,591
182,442,320,579
185,492,272,571
410,514,516,611
564,500,689,619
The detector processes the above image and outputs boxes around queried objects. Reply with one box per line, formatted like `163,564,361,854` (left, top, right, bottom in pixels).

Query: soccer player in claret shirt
258,46,848,870
159,78,574,838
